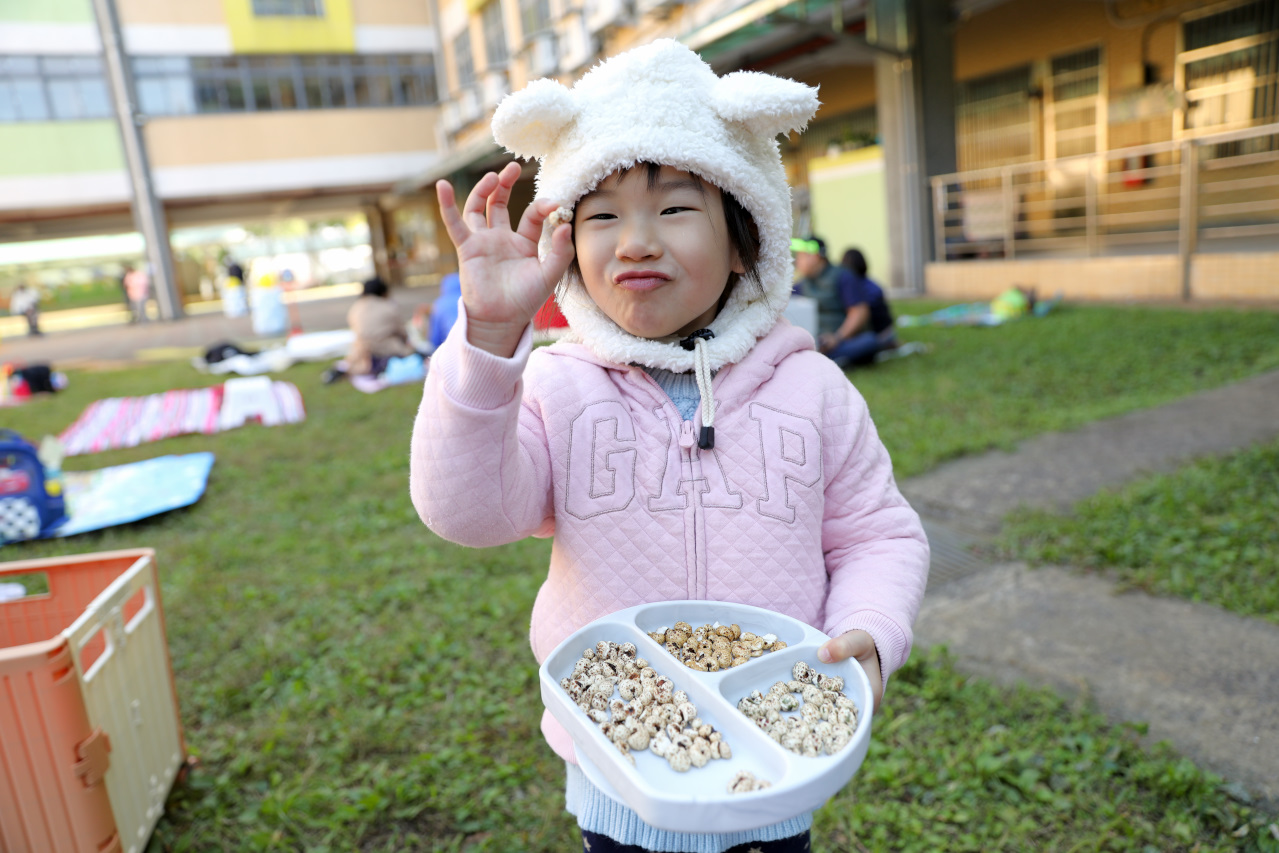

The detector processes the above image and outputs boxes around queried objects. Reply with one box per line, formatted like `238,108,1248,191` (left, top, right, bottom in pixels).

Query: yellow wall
1192,254,1279,300
926,256,1183,301
352,0,432,27
955,0,1178,92
145,108,437,167
222,0,355,52
119,0,226,24
794,63,876,123
927,254,1279,302
809,146,892,287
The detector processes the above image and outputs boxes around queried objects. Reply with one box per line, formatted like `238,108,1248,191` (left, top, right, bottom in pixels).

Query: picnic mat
53,452,216,538
59,377,305,456
349,354,428,394
193,329,357,376
0,452,215,546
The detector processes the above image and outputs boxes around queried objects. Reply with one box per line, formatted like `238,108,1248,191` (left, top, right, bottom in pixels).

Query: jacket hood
492,39,819,375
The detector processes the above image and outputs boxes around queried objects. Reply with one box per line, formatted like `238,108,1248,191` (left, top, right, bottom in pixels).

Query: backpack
0,429,66,542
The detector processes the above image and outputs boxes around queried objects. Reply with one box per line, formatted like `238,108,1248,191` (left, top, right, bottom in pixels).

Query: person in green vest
791,237,897,367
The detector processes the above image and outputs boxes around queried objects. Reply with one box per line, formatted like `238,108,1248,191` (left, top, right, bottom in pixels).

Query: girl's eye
662,207,691,215
585,212,615,221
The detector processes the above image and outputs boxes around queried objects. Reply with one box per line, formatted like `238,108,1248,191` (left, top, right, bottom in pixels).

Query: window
299,55,351,108
190,56,248,111
798,105,877,162
0,55,112,122
482,1,509,67
956,65,1038,171
520,0,551,37
1179,0,1279,135
1046,46,1103,159
454,30,475,87
396,54,437,106
252,0,324,16
135,56,196,115
352,55,395,106
132,54,436,115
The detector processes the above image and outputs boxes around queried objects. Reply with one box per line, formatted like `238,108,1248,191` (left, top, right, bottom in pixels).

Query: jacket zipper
678,419,701,599
634,370,704,601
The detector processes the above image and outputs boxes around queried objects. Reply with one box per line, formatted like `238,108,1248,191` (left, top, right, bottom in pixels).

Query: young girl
411,40,929,852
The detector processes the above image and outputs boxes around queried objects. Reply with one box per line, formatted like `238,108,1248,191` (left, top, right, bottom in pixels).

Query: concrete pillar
365,203,394,285
90,0,183,320
872,0,956,294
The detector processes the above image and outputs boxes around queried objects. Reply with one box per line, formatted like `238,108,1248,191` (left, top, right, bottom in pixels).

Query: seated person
429,271,462,349
324,277,420,383
792,238,896,367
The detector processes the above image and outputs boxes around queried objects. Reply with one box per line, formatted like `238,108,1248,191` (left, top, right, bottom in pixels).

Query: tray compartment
717,645,872,764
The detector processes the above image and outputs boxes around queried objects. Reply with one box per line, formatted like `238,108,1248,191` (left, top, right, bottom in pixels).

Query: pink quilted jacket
410,310,930,762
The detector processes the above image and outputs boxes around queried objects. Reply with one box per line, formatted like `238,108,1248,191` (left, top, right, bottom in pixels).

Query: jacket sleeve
409,306,555,547
820,381,930,685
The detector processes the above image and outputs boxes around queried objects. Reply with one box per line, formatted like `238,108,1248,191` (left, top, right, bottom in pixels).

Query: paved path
903,370,1279,534
900,369,1279,809
0,284,439,367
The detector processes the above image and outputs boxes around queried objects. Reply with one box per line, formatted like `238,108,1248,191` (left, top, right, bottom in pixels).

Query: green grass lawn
2,303,1278,851
998,438,1279,624
854,301,1279,478
42,278,130,311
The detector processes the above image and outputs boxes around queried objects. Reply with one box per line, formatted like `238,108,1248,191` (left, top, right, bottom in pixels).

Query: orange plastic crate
0,549,186,853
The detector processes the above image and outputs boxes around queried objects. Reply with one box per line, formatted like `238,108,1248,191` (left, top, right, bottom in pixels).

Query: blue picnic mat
48,452,215,538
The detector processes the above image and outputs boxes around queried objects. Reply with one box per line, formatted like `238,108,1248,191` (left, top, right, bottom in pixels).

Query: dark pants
580,829,811,852
826,330,889,368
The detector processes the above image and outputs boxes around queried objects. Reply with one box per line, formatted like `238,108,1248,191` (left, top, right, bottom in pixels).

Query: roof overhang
393,138,506,195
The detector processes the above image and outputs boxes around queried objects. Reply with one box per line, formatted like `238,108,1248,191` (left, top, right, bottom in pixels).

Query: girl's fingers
435,180,470,249
818,630,872,664
542,223,576,280
462,171,500,230
514,198,564,244
485,162,522,232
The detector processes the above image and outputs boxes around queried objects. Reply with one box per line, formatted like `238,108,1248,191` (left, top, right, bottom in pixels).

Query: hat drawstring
680,329,716,449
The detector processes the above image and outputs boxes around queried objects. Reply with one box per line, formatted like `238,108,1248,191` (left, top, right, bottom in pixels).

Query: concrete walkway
900,369,1279,809
0,283,438,366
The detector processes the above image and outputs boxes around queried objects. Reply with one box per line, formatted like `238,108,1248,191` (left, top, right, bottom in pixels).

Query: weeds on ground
817,647,1278,853
2,303,1277,850
853,302,1279,477
997,438,1279,623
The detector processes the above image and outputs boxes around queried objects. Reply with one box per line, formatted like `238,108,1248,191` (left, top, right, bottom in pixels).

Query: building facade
400,0,1278,301
0,0,443,310
4,0,1275,306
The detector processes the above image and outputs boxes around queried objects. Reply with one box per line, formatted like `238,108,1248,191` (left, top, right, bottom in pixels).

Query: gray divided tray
539,600,874,833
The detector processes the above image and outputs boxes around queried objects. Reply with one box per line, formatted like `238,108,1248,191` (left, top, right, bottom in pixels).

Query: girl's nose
616,218,662,261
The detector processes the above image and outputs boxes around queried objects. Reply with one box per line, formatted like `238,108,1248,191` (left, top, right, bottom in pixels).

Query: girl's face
574,165,745,340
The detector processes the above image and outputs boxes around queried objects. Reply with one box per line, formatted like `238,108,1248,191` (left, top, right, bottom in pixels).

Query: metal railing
931,121,1279,294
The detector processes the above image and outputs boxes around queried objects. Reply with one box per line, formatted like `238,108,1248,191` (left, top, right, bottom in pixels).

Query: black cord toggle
679,329,715,351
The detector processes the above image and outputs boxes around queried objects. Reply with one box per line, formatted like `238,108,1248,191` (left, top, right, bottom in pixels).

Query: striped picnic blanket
59,380,304,456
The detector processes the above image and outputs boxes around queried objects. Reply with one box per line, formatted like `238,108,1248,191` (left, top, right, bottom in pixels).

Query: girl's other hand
436,161,575,357
818,630,883,709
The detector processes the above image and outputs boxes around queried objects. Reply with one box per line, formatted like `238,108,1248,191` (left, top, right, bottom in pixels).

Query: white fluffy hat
492,39,819,374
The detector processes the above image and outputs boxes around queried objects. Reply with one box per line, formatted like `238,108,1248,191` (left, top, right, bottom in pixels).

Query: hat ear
492,77,578,159
713,72,820,137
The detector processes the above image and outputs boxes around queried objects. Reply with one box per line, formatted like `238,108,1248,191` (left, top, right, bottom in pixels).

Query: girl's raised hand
436,161,575,357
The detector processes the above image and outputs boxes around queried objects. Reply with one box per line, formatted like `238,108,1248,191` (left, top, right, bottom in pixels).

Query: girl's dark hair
562,162,763,304
841,248,868,278
363,277,389,298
